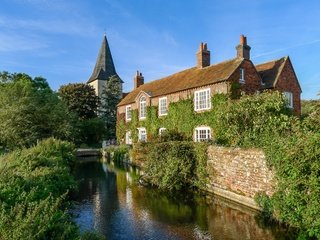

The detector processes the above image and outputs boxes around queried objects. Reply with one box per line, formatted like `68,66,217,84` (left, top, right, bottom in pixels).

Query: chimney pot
196,42,210,68
134,70,144,89
236,35,251,59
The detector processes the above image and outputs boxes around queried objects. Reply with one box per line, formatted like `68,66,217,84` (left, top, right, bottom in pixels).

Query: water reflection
72,158,294,240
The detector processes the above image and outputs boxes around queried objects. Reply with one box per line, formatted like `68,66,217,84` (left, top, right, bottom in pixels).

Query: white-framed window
159,128,167,135
239,68,245,84
126,105,132,121
138,128,147,142
125,131,132,145
139,96,146,119
158,97,168,116
194,88,211,111
194,126,211,142
283,91,293,108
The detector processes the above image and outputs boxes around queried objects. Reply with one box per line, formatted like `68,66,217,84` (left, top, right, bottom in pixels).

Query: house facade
117,35,302,144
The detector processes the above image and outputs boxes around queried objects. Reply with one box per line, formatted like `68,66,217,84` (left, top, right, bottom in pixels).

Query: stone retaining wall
207,146,275,209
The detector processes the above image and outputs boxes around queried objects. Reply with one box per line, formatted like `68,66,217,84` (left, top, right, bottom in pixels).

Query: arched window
139,96,146,119
194,126,211,142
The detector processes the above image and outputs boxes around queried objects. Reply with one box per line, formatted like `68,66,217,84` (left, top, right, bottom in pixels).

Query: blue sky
1,0,320,99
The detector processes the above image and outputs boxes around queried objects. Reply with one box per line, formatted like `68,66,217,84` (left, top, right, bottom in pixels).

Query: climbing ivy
117,90,320,238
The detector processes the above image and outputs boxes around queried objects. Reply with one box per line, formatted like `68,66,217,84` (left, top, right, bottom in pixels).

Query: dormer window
125,105,132,121
139,96,146,119
159,97,168,116
239,68,245,84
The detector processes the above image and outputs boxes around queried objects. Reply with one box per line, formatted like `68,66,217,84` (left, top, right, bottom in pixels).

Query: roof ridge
135,57,240,90
255,56,287,67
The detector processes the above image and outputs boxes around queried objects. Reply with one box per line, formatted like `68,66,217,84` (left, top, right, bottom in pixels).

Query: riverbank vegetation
0,138,105,239
119,91,320,239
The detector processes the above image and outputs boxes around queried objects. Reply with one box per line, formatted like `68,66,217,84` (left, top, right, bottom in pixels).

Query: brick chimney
134,70,144,89
236,35,251,59
196,42,210,68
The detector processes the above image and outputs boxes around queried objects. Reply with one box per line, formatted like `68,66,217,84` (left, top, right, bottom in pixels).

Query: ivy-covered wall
116,93,229,144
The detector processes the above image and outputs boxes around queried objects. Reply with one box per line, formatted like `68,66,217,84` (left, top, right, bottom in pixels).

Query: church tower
87,34,123,98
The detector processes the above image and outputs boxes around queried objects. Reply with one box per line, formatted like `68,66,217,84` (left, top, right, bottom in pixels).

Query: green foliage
104,145,130,162
101,75,122,139
117,89,320,237
58,83,99,120
0,138,80,239
144,141,208,191
0,72,74,149
159,129,188,142
76,117,106,147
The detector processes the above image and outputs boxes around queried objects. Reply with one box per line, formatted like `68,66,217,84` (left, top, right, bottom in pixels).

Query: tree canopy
0,72,73,149
100,75,122,139
58,83,99,120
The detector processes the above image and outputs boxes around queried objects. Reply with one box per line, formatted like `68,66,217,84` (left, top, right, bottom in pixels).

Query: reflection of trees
73,160,120,235
73,160,293,240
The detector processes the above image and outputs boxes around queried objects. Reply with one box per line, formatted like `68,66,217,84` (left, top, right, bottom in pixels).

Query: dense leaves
58,83,99,120
0,139,78,239
0,138,106,239
101,75,122,139
0,72,73,149
144,141,208,191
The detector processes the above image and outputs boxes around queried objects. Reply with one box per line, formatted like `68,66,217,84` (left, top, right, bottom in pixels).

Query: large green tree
0,72,73,149
58,83,106,146
58,83,99,120
100,75,122,139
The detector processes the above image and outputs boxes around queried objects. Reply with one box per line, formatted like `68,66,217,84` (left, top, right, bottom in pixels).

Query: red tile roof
256,56,287,88
118,58,243,106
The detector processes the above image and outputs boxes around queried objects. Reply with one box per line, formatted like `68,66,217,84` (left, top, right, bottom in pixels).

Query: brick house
117,35,302,144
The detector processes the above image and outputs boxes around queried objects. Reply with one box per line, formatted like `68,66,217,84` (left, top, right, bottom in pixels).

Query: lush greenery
118,90,320,238
101,75,122,139
144,141,208,191
0,72,74,149
0,138,105,239
58,83,106,147
58,83,99,120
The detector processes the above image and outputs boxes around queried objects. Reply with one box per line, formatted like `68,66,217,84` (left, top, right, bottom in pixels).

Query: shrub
144,141,208,191
0,138,106,239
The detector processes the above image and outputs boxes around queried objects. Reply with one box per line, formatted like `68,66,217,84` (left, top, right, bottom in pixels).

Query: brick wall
274,59,301,115
207,146,274,199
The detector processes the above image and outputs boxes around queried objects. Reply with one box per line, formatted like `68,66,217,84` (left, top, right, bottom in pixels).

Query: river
71,158,295,240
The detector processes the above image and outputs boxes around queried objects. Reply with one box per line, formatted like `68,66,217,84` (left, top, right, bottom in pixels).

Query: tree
100,75,122,139
0,72,73,149
58,83,99,120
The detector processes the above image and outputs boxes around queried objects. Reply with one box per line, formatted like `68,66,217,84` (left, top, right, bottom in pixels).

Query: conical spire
87,35,118,83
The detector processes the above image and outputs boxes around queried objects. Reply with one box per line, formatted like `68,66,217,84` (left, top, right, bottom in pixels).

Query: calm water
72,158,294,240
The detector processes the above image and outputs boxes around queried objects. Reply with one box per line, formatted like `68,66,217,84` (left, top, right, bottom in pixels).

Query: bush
144,141,207,191
0,138,106,239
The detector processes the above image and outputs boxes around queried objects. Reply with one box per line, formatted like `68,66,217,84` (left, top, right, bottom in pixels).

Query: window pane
159,98,167,115
195,89,210,111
